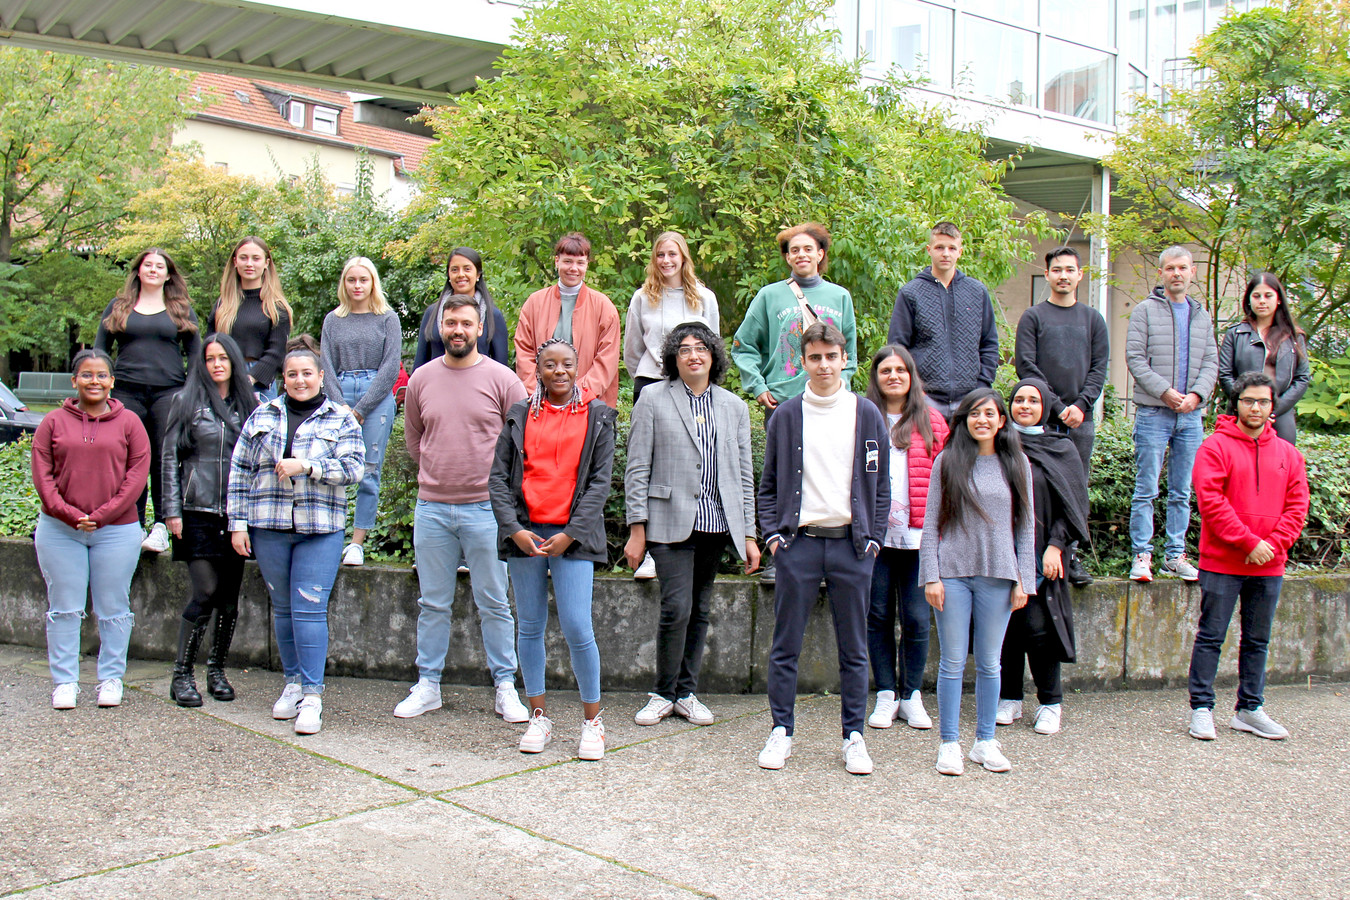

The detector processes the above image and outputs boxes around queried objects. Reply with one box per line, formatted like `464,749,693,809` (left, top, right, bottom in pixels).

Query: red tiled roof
187,72,433,172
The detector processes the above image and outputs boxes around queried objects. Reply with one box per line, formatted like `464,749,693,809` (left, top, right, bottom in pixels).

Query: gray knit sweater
918,452,1036,593
319,310,402,419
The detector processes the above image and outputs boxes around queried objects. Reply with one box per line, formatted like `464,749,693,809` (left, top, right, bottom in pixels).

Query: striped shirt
687,384,728,534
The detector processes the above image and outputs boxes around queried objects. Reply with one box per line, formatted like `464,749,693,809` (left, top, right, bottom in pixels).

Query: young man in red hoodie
1187,372,1308,741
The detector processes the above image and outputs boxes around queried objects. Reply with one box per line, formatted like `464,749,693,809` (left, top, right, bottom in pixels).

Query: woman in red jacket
32,349,151,710
864,344,949,731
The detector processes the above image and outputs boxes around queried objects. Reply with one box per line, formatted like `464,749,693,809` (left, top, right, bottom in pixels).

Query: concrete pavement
2,643,1347,899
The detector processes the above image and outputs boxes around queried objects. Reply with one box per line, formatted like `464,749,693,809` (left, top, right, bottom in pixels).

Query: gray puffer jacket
1125,287,1219,407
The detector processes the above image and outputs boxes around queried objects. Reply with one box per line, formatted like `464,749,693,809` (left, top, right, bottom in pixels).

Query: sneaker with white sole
141,522,170,553
996,699,1023,725
674,694,714,726
936,741,964,776
1161,553,1200,582
52,683,80,709
519,710,554,753
272,682,303,719
97,678,123,708
868,690,899,729
634,552,657,580
842,731,873,775
394,679,443,718
1034,703,1062,735
494,682,529,723
898,690,932,729
577,715,606,760
758,726,792,770
1189,707,1216,740
341,543,364,566
293,695,322,734
969,738,1011,772
1130,552,1153,583
635,693,675,726
1231,706,1289,740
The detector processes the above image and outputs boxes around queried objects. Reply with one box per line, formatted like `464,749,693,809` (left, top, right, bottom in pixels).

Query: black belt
800,525,849,539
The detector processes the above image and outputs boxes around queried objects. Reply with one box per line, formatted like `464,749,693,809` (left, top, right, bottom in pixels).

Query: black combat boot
205,606,238,701
170,617,208,707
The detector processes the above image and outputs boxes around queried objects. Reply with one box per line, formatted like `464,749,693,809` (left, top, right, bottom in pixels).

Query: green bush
0,436,40,537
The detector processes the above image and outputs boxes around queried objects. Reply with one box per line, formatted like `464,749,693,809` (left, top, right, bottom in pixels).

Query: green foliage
0,435,40,536
1296,355,1350,432
0,253,125,359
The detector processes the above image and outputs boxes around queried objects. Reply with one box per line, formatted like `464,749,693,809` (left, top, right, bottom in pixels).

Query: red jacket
514,284,621,407
31,398,151,528
1193,415,1308,576
904,407,949,529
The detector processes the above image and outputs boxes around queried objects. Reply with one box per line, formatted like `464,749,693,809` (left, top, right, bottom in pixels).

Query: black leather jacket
1218,322,1311,418
161,393,242,518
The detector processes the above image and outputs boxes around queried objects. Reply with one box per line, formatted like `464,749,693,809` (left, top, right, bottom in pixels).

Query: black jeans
648,531,729,700
1000,590,1063,705
866,547,928,695
1188,570,1283,711
112,380,180,526
632,376,661,403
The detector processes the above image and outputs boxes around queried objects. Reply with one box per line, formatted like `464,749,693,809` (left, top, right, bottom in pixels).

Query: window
964,0,1035,27
1042,38,1114,124
1042,0,1115,48
287,101,305,128
961,16,1037,107
313,106,339,135
862,0,954,88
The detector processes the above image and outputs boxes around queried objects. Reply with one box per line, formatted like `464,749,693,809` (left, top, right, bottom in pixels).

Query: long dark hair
937,388,1031,536
1243,272,1305,362
431,247,499,346
865,344,935,454
104,248,197,334
176,334,258,451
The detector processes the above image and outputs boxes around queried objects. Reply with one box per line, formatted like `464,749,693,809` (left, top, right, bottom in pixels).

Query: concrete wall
2,537,1345,692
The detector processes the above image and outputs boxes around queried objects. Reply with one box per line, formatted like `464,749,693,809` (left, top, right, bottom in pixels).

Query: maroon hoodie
1193,415,1308,576
31,398,151,528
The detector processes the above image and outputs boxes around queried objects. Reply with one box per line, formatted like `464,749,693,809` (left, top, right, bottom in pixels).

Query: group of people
30,222,1309,774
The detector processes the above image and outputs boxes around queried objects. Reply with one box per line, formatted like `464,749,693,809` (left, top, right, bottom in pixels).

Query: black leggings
112,380,179,526
182,556,245,624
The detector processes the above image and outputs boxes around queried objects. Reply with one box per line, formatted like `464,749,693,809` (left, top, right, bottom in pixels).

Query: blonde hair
641,231,703,311
334,256,391,316
214,236,293,335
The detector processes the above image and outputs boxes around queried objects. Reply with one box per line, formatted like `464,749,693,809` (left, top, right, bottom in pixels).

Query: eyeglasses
677,344,710,358
77,372,113,383
1237,397,1273,409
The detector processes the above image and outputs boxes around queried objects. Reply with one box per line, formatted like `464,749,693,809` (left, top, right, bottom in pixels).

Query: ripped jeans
251,527,344,694
34,514,142,684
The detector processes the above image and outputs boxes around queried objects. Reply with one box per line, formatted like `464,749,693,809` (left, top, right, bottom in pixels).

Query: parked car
0,381,44,444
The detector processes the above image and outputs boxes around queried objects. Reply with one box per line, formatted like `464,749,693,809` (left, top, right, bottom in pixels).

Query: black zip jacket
160,393,241,518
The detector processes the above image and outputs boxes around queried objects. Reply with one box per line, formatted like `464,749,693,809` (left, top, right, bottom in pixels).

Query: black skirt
173,511,234,561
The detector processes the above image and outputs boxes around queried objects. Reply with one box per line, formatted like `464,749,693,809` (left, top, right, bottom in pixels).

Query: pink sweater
32,399,151,528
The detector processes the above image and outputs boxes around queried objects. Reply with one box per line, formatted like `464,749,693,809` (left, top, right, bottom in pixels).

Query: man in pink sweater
1187,372,1308,742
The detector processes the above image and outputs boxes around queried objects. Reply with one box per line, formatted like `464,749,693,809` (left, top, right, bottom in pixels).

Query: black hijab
1009,377,1089,547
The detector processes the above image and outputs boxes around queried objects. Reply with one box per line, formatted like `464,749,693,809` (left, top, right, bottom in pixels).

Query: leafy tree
396,0,1046,379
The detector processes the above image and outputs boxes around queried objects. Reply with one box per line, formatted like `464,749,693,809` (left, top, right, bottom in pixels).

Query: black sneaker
759,558,776,585
1067,553,1094,587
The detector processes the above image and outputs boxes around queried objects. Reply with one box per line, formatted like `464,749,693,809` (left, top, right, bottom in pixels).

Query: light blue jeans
34,514,143,684
507,524,601,704
1130,405,1205,558
337,369,397,532
934,576,1015,743
251,527,344,694
413,499,518,685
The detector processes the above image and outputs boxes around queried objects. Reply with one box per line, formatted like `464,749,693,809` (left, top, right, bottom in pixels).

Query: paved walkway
3,643,1347,899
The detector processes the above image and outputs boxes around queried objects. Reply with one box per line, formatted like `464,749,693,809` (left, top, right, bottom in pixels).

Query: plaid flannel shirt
227,398,365,534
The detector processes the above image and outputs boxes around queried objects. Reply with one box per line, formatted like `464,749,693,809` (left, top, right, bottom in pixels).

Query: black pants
112,380,179,526
999,591,1062,705
632,376,661,403
183,555,245,624
767,533,874,738
866,547,929,695
1188,570,1282,711
648,531,729,700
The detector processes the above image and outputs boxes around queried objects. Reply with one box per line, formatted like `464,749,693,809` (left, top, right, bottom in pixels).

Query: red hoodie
1193,415,1308,576
31,398,151,528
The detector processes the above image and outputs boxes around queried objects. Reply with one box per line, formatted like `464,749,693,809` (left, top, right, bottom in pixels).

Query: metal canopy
988,140,1101,219
0,0,508,105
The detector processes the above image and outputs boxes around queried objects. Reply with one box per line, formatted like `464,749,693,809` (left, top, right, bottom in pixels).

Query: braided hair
528,338,585,419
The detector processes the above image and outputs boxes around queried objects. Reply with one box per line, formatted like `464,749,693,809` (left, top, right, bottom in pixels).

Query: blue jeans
867,547,928,695
412,499,517,685
35,514,142,684
1130,405,1205,558
251,527,344,693
254,380,279,403
337,369,397,531
1188,570,1283,711
934,576,1015,743
507,524,601,703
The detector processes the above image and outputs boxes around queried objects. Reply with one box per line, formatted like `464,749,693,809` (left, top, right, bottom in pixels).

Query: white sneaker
141,522,170,553
674,694,714,726
1034,703,1062,735
97,678,123,708
758,726,792,770
1129,552,1153,583
842,731,873,775
294,695,322,734
272,682,303,719
1231,706,1289,740
1189,707,1217,740
52,683,80,709
495,682,529,723
936,741,964,776
867,690,899,729
341,543,364,566
996,699,1023,725
519,710,554,753
634,552,657,580
635,693,674,726
394,679,443,718
898,690,932,729
969,738,1011,772
578,715,606,760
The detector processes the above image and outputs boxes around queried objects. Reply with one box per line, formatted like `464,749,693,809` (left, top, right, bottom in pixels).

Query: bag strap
785,279,820,326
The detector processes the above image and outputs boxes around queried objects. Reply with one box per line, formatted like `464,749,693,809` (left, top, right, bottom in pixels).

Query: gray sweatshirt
320,310,403,419
918,452,1036,593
